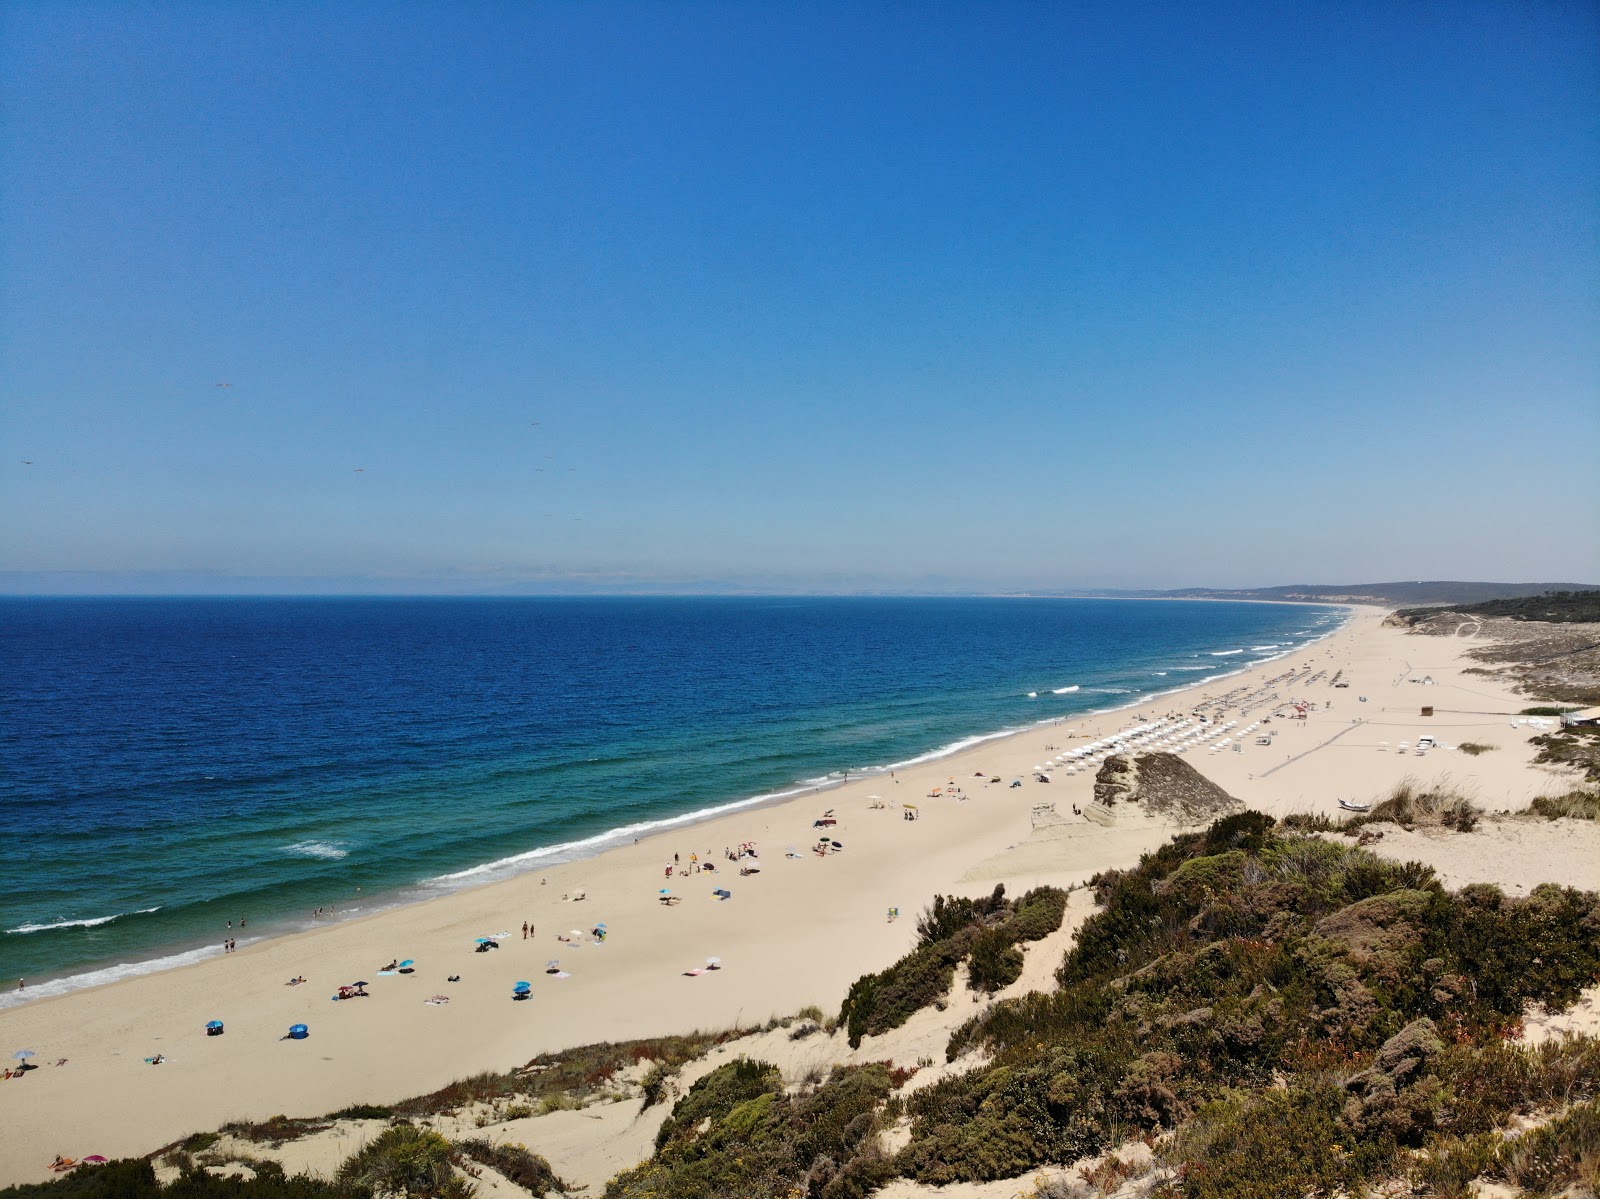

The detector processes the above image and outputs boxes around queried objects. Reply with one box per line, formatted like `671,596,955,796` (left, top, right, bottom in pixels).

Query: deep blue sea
0,596,1342,1003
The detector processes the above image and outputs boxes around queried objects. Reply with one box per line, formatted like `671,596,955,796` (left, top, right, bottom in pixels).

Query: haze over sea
1,597,1340,1001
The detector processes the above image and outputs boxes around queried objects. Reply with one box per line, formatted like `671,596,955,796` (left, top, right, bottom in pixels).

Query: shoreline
1,605,1351,1009
19,604,1555,1185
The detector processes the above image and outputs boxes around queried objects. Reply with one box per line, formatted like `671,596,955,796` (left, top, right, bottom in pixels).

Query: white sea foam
1050,685,1080,694
1210,649,1246,656
5,906,161,935
283,841,350,860
0,942,218,1010
1250,645,1282,651
7,603,1359,1008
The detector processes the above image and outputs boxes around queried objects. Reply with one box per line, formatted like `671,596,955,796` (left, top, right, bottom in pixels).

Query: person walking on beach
521,921,528,940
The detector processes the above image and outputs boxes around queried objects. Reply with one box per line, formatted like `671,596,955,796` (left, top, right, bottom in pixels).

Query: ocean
0,596,1342,1003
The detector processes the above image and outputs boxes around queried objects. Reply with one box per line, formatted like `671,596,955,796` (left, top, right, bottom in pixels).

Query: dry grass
1348,777,1481,832
1526,790,1600,822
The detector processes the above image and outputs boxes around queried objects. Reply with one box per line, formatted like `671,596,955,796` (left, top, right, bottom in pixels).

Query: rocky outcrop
1092,753,1238,823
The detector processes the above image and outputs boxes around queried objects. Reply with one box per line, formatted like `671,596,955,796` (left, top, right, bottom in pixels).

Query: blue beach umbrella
474,937,494,944
513,981,531,991
398,959,414,968
12,1050,36,1063
288,1024,309,1040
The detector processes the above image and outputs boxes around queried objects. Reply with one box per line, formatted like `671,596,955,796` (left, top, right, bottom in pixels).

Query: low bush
1166,1083,1394,1199
1350,778,1481,832
324,1106,393,1122
608,1062,895,1199
1457,742,1496,756
1530,728,1600,783
842,886,1070,1042
0,1161,345,1199
967,927,1025,993
1498,1099,1600,1196
455,1140,565,1195
1527,789,1600,821
334,1126,468,1199
220,1118,330,1146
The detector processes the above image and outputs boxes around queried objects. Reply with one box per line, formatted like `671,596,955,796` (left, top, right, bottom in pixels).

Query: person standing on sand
521,921,528,940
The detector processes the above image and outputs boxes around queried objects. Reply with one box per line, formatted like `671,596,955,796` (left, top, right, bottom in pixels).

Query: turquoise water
0,596,1342,1001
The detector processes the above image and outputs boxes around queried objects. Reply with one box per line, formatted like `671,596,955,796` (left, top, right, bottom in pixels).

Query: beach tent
288,1024,309,1040
205,1021,224,1037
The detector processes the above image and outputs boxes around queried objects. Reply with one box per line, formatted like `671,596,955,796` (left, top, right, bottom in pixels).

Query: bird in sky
21,459,34,465
215,382,232,388
354,468,365,473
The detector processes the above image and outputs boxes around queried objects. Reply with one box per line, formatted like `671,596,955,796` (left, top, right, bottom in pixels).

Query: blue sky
3,1,1597,594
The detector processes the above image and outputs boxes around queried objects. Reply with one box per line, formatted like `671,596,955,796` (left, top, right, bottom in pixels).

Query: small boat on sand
1338,799,1372,813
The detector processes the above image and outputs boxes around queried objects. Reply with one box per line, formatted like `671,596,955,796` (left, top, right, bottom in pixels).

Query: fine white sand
3,606,1595,1185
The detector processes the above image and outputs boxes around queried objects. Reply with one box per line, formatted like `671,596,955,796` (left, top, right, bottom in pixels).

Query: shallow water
0,596,1341,996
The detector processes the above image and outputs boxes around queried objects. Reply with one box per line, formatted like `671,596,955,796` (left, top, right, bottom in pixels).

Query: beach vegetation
335,1127,470,1199
1342,777,1481,832
324,1107,393,1122
1456,741,1496,755
1530,727,1600,783
889,816,1600,1188
1527,788,1600,821
0,1161,345,1199
218,1118,331,1147
607,1060,895,1199
453,1141,564,1196
1394,590,1600,624
840,886,1069,1045
1522,706,1580,716
378,1027,749,1120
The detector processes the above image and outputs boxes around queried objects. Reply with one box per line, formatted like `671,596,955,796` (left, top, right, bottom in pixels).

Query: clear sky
3,1,1597,594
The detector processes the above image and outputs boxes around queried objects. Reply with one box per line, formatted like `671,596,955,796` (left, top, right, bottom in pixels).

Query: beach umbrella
205,1021,223,1030
474,937,494,944
706,956,721,967
352,981,369,987
398,959,414,968
82,1157,108,1165
513,981,532,991
289,1024,309,1039
12,1050,35,1064
659,888,671,895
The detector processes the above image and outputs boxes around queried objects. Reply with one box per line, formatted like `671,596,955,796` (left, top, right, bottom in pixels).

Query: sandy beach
3,604,1596,1186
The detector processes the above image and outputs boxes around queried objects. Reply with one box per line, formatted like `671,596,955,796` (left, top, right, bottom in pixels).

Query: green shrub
1350,778,1481,832
1457,742,1496,756
1409,1132,1504,1198
652,1058,782,1153
335,1126,468,1199
1167,1083,1392,1199
0,1161,346,1199
455,1140,565,1195
967,927,1025,993
325,1106,393,1122
839,942,960,1047
1498,1099,1600,1195
1527,789,1600,821
608,1063,893,1199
